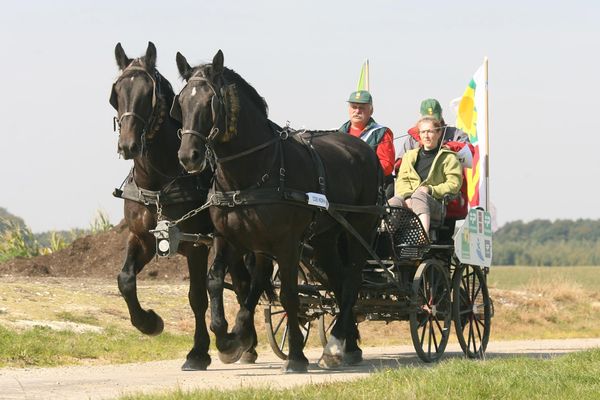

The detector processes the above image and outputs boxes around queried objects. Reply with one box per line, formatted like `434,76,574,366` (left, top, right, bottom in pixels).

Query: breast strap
113,170,209,206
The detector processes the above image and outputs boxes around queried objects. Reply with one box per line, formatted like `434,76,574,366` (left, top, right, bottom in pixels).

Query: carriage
262,205,494,363
152,200,494,363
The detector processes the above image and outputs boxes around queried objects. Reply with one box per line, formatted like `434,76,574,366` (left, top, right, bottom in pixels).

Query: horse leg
181,243,211,371
207,237,241,363
338,232,364,366
117,233,164,335
277,247,309,373
207,237,257,364
207,236,230,339
324,219,375,368
219,253,271,363
313,232,349,369
233,253,261,364
238,253,276,363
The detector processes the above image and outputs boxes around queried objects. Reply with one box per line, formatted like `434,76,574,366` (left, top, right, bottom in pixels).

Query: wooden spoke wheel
263,264,311,360
452,263,491,358
409,259,452,363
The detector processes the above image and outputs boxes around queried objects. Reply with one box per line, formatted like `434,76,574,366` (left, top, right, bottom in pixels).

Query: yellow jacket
395,147,463,200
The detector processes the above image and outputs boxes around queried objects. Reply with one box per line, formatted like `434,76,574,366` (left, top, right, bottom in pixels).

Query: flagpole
365,59,370,91
484,56,490,211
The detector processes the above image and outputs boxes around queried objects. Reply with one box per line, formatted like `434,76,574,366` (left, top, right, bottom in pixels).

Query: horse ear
212,50,224,75
115,43,131,70
176,52,193,81
145,41,157,70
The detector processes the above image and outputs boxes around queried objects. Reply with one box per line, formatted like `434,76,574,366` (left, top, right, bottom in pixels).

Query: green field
488,266,600,291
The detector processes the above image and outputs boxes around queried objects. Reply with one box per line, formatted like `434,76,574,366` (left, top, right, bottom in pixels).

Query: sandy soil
1,338,600,400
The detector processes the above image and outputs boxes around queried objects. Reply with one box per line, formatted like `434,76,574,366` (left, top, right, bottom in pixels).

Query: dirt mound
0,221,190,280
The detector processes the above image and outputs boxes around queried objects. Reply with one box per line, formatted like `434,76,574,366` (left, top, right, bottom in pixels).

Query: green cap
420,98,442,121
348,90,373,104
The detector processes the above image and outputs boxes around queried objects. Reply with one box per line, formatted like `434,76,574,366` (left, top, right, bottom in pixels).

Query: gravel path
2,338,600,400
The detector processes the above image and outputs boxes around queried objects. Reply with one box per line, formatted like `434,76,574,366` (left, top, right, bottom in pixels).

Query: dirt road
2,338,599,400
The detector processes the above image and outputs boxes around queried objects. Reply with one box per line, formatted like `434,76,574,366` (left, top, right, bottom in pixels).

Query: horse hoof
136,310,164,336
218,347,245,364
318,353,343,369
239,349,258,364
181,355,211,371
343,349,363,365
281,359,308,374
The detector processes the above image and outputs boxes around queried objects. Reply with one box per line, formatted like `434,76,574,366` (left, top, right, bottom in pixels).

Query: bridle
111,62,185,180
172,72,283,167
174,75,225,143
111,62,165,145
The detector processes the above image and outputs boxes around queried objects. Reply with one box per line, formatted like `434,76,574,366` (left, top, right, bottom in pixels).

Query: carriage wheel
263,264,311,360
317,290,338,347
452,263,491,358
409,259,452,363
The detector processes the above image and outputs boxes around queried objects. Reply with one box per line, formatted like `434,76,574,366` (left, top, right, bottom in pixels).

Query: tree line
493,219,600,266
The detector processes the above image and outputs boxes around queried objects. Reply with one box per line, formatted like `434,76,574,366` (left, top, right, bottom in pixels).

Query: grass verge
119,349,600,400
0,325,190,368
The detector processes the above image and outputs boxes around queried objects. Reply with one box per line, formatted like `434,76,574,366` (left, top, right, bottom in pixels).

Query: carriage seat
429,180,469,244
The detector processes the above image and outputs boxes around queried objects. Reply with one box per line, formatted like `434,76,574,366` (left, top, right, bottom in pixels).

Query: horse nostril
129,142,139,154
178,149,203,171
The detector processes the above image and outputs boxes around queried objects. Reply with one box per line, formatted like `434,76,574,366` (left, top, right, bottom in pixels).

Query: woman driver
389,116,463,235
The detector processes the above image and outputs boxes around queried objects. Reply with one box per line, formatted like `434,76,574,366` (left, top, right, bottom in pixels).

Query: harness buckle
279,129,289,140
279,167,286,178
232,191,243,205
139,189,151,206
208,126,220,142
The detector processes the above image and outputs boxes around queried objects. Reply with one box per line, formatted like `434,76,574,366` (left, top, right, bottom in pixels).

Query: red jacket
348,125,395,176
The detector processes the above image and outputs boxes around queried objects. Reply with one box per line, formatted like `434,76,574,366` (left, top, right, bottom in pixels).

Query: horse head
172,50,249,173
110,41,168,159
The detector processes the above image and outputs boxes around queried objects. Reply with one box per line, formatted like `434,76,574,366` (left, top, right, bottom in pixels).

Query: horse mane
223,67,268,118
156,70,175,106
192,64,269,118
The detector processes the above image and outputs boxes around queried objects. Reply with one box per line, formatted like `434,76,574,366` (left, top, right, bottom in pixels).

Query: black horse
172,50,382,373
109,42,257,370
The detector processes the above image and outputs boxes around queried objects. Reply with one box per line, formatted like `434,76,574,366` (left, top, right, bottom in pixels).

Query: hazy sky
1,1,599,232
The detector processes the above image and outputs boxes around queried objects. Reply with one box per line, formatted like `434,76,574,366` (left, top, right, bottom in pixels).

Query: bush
0,220,40,262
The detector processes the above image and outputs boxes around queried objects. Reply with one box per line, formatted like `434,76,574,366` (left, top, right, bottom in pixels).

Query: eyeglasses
419,129,438,135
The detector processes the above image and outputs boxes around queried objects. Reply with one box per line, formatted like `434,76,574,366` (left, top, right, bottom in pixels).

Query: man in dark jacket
339,90,395,177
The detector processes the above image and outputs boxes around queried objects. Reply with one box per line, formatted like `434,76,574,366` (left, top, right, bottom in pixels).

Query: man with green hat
338,90,395,178
397,98,469,160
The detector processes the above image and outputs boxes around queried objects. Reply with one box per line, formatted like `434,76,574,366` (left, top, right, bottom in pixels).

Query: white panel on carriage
453,209,493,268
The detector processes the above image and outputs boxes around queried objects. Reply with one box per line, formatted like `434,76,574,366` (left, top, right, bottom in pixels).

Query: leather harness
113,169,208,207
